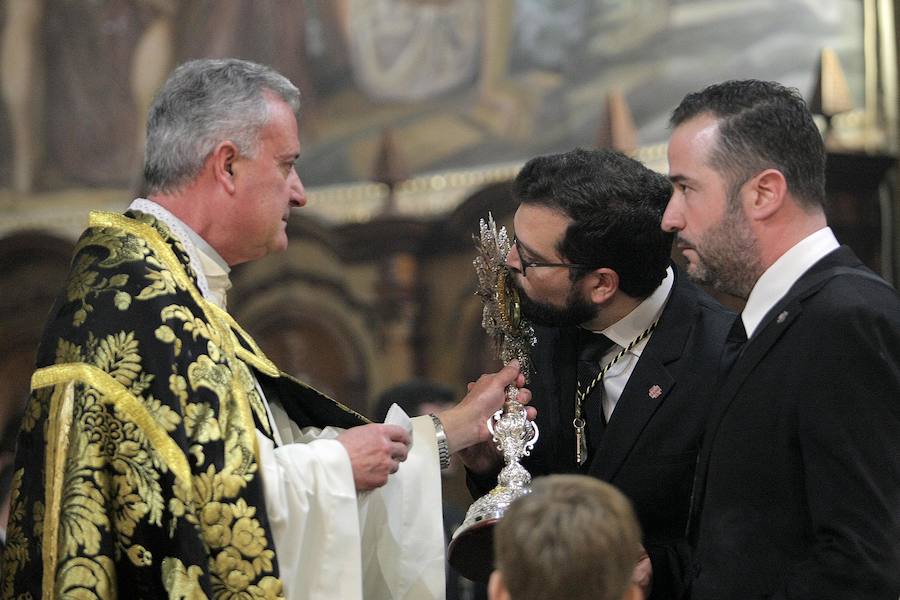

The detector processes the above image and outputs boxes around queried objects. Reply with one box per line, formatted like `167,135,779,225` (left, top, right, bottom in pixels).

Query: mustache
674,235,694,248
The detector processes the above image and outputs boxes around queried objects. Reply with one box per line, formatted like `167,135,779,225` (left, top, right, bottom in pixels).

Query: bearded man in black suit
662,79,900,600
462,148,734,600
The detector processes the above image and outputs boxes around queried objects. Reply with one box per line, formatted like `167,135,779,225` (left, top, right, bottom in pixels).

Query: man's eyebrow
516,237,547,261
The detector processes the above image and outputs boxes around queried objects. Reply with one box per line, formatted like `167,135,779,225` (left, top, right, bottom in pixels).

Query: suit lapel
529,325,578,471
691,247,865,523
589,270,694,481
593,355,676,480
701,247,864,461
555,327,580,468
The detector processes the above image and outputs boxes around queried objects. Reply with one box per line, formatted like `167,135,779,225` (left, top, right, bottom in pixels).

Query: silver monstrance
447,214,538,582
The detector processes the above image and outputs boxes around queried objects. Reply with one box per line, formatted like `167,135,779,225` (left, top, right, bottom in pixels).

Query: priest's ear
488,570,511,600
211,141,239,193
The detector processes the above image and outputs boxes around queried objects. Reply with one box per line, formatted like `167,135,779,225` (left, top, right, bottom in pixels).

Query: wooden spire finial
597,90,638,154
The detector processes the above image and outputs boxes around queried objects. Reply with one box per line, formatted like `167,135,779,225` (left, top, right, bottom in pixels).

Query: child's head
489,475,642,600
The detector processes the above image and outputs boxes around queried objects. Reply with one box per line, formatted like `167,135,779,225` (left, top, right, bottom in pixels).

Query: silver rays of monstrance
447,213,538,582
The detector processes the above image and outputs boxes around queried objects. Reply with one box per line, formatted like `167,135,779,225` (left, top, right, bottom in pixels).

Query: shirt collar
585,265,673,356
127,198,232,308
742,227,839,337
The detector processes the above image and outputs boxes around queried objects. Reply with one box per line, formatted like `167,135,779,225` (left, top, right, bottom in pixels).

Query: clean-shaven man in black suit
662,79,900,600
461,149,734,600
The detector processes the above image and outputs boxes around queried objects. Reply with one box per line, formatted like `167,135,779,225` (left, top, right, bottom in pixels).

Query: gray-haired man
1,58,529,599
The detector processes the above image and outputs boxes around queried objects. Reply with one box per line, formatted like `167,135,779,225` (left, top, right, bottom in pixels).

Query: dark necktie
576,329,616,463
719,314,748,376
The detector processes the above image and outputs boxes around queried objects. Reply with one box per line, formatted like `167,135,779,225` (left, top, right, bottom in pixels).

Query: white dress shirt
585,266,674,422
741,227,839,338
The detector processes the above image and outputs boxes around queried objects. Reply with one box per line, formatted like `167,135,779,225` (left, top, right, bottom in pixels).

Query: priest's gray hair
143,58,300,195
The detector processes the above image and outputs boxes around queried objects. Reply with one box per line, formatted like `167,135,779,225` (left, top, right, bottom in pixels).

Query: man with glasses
461,148,734,600
662,80,900,599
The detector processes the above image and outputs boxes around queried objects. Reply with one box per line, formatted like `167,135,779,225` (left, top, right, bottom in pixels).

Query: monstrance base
447,516,497,583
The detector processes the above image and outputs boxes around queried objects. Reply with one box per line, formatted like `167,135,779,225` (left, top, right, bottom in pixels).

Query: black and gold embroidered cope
0,211,365,598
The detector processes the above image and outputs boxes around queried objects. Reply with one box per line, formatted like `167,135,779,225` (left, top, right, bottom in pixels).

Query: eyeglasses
513,237,593,278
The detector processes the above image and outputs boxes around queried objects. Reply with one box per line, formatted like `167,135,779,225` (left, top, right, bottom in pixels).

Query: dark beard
514,279,596,327
681,192,761,300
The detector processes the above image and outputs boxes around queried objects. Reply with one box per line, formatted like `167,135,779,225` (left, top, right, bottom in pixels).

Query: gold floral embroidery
10,213,286,597
201,502,234,548
21,395,41,433
188,444,205,466
58,439,108,558
33,501,44,540
65,254,133,327
156,324,184,357
170,375,189,403
112,483,148,538
188,356,232,405
57,556,116,598
67,256,100,303
161,305,220,345
137,268,179,301
156,325,176,343
76,227,151,269
93,331,142,388
114,291,132,310
2,470,28,577
184,402,221,444
161,557,208,599
198,490,280,597
235,363,270,437
126,544,152,567
145,395,181,433
207,341,222,363
211,548,282,600
230,500,273,575
56,339,83,365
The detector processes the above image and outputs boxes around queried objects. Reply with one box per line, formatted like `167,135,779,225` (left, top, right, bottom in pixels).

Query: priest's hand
337,424,411,491
437,360,534,472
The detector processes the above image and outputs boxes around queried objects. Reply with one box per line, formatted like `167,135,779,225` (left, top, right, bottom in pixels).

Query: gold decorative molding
0,104,886,239
303,161,523,224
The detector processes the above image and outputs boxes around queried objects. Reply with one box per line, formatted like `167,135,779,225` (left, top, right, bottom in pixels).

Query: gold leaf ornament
161,557,209,600
137,268,179,301
57,556,116,599
93,331,142,387
114,291,132,310
188,355,232,402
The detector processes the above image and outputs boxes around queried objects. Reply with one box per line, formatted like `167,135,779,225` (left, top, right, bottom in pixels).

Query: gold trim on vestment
32,363,193,495
43,380,74,594
90,212,210,316
87,211,281,458
278,371,371,424
208,303,279,377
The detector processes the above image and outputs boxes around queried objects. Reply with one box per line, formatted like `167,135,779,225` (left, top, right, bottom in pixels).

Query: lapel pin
648,385,662,399
777,310,789,323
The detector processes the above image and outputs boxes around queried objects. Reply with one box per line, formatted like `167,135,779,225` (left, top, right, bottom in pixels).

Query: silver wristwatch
429,414,451,470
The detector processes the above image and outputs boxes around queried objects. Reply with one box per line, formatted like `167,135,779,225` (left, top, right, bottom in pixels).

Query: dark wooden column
825,152,896,278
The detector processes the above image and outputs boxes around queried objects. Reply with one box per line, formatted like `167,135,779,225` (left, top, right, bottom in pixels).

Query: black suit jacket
470,268,734,600
689,246,900,600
